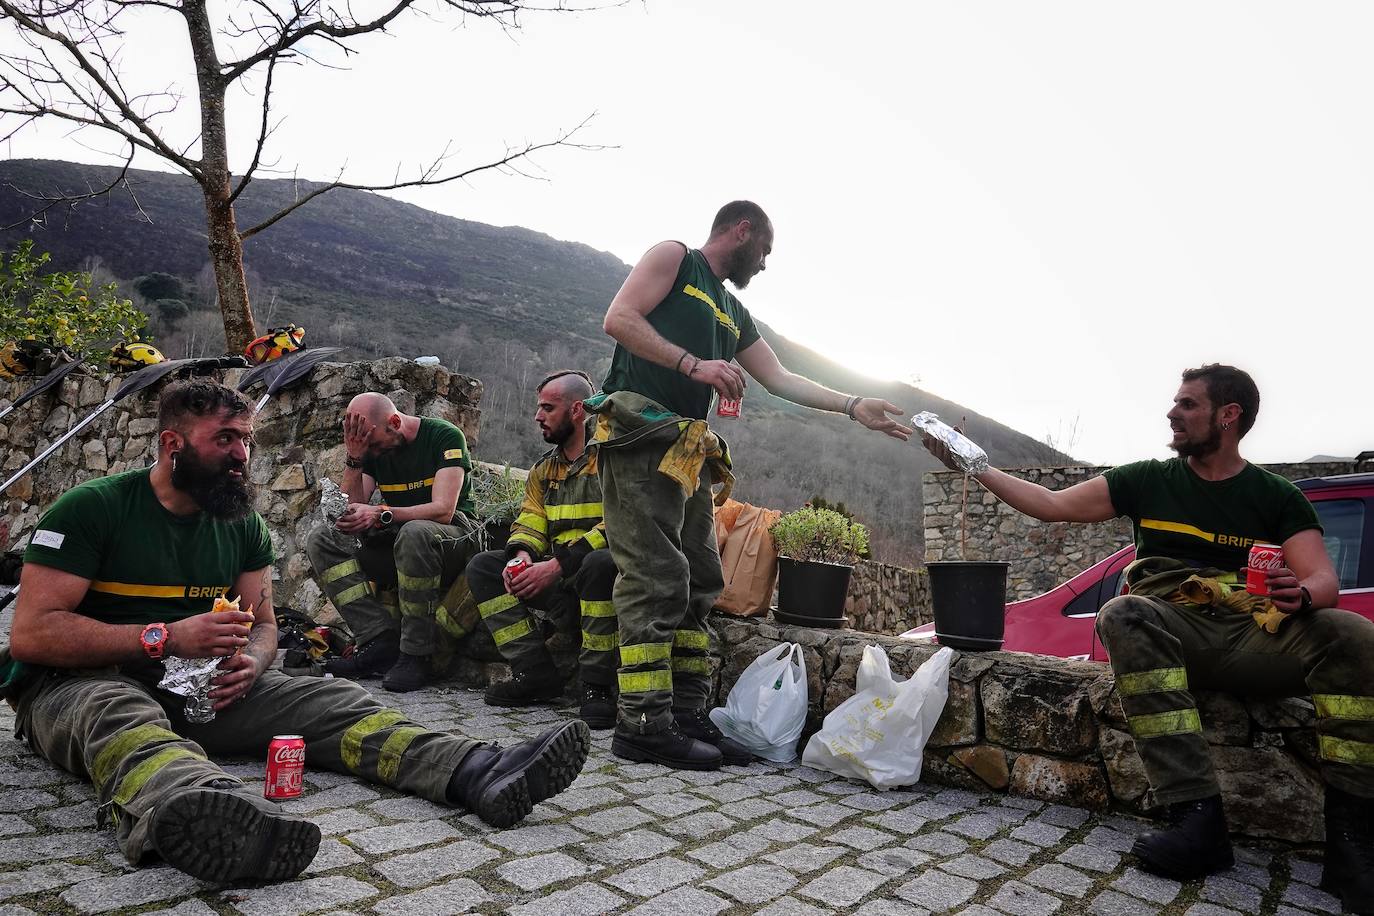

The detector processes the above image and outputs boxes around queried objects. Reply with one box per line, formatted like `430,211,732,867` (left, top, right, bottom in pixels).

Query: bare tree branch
1,142,148,229
238,114,603,240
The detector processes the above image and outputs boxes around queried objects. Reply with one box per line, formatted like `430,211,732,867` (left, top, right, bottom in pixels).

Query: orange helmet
244,325,305,364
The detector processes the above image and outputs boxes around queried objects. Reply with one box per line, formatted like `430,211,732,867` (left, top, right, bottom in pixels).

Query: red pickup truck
902,472,1374,661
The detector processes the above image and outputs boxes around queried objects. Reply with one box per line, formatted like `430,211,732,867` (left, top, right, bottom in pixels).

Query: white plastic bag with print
802,645,954,789
710,643,808,763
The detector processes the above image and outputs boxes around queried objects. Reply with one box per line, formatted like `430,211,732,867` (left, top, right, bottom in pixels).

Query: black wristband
846,396,862,420
344,455,365,469
1298,586,1313,613
675,350,692,375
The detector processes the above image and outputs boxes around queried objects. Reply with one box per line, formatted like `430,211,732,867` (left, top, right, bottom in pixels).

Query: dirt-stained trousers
13,668,477,864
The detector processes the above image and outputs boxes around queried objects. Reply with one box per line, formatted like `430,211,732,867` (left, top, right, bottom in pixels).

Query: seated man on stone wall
919,363,1374,914
465,370,619,728
306,392,482,692
0,380,590,884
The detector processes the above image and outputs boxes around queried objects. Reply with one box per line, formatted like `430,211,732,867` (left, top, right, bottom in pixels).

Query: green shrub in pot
768,508,868,624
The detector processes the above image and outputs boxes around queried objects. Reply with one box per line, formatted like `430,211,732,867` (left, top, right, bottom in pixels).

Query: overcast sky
7,1,1372,467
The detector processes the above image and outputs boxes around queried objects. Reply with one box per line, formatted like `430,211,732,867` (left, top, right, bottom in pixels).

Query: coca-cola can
1246,543,1285,596
505,557,530,577
265,735,305,799
716,396,742,418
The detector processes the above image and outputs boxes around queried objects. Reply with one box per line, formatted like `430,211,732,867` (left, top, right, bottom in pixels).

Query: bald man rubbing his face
305,394,482,692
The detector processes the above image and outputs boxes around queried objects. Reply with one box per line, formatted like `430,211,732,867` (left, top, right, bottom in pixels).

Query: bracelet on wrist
675,350,692,375
845,396,862,420
344,455,365,469
688,356,701,377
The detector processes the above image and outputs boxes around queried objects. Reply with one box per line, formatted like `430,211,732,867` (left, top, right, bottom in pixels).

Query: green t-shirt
22,467,274,626
602,246,762,419
362,417,475,516
1104,458,1321,572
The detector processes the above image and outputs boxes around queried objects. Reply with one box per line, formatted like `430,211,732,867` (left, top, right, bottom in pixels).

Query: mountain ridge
0,158,1071,563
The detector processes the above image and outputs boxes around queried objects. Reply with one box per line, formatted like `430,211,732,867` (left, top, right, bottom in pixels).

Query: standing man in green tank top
591,200,912,770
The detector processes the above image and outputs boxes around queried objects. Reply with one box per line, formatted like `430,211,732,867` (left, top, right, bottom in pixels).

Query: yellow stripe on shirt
379,477,435,493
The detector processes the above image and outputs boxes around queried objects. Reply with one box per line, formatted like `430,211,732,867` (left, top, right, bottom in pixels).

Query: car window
1063,584,1104,618
1314,498,1364,589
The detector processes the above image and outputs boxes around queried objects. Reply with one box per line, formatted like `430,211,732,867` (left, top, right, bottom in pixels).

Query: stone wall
843,560,930,635
712,615,1324,844
924,460,1368,600
0,358,482,619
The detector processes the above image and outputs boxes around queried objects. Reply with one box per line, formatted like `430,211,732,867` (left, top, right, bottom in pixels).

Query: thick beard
541,418,574,446
1169,417,1223,460
724,246,755,289
172,445,256,520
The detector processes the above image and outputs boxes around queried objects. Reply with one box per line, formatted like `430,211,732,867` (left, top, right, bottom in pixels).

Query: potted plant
768,507,869,626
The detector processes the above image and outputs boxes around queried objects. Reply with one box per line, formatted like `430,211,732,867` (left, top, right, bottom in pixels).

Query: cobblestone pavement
0,681,1353,916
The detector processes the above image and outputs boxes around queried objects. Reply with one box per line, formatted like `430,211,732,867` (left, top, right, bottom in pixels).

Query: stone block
982,659,1098,754
951,745,1009,789
1212,744,1323,842
1197,691,1251,745
269,464,309,492
930,677,979,747
1009,754,1109,810
1100,727,1150,805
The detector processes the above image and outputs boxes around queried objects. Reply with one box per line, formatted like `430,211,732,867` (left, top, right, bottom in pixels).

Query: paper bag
713,498,781,617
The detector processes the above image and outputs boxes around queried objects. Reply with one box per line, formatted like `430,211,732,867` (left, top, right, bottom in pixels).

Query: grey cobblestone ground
0,681,1352,915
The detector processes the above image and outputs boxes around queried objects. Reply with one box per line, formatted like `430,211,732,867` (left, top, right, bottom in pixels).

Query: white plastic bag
802,645,954,788
710,643,808,763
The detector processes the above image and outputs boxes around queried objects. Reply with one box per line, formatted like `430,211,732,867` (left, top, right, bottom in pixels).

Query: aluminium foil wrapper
320,477,350,524
911,411,990,476
158,656,221,724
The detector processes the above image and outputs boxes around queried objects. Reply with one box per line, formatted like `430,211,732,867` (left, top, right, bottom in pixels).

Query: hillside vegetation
0,159,1071,564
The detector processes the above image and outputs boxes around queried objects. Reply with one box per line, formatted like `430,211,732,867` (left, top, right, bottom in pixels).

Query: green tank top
22,467,275,626
602,246,761,419
362,417,475,517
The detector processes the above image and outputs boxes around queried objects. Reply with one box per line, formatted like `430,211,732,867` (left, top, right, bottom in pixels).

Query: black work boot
447,720,590,828
150,783,321,883
383,653,433,693
578,684,616,730
484,669,564,707
611,720,723,771
673,707,753,766
1322,786,1374,914
1130,794,1234,880
325,634,399,679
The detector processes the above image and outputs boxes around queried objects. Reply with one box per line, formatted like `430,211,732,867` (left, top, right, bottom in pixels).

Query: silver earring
171,453,178,472
1221,423,1230,430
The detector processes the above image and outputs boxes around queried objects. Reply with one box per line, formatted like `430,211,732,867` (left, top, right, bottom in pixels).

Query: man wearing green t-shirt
306,392,482,692
2,381,589,884
594,200,912,770
919,364,1374,912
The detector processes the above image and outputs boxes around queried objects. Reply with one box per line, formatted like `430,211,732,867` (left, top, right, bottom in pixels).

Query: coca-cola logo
1248,547,1283,571
272,745,306,765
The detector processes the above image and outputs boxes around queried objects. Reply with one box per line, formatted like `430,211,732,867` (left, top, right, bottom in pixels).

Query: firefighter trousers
13,668,477,864
467,548,619,686
1096,594,1374,804
306,516,482,657
598,443,720,732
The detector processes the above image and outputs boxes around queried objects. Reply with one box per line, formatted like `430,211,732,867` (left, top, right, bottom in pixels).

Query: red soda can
1246,543,1284,596
265,735,305,799
716,396,742,418
505,557,530,577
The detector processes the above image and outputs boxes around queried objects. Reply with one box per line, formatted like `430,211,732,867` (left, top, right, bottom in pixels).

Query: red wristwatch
140,622,170,660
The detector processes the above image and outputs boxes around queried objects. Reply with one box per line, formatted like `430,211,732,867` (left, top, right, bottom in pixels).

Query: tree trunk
204,190,255,353
183,0,256,355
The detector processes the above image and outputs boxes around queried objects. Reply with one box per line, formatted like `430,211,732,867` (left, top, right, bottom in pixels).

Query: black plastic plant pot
926,560,1009,651
776,557,853,624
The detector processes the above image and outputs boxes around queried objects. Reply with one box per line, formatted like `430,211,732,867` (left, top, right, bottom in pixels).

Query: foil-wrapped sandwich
911,412,990,476
156,595,248,724
320,477,349,525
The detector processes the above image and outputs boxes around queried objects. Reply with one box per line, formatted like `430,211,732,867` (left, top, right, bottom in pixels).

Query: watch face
142,628,163,645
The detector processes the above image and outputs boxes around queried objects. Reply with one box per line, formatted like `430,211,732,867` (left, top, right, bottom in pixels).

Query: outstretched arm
736,338,912,441
602,241,747,399
921,432,1117,523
